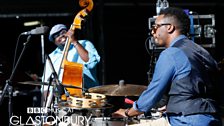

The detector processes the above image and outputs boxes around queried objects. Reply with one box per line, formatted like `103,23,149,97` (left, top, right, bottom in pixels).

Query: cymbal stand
0,35,31,126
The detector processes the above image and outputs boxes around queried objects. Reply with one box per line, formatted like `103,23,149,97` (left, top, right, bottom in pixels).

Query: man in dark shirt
113,7,222,126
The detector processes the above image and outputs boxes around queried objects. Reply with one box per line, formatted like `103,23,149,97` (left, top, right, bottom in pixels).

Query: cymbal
88,83,147,96
18,81,48,86
17,81,82,89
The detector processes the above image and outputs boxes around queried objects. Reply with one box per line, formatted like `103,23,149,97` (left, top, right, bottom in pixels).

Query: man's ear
167,24,175,33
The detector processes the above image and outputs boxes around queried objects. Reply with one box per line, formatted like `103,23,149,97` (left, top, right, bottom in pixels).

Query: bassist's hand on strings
65,29,89,62
65,29,78,45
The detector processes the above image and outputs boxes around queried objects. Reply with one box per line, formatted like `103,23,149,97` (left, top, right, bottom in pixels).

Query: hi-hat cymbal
17,81,82,89
88,83,147,96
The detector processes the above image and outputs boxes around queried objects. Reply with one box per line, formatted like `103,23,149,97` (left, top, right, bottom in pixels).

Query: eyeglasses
53,30,67,40
151,23,171,33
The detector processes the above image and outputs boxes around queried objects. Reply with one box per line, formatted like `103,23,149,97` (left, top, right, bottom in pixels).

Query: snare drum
90,117,126,126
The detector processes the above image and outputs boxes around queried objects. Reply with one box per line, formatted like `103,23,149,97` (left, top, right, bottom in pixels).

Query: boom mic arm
21,26,49,35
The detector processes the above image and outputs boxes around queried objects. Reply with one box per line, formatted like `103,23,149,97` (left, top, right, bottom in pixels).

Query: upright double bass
59,0,94,99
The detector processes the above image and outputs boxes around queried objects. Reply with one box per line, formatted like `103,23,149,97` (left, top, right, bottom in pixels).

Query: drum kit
17,81,147,126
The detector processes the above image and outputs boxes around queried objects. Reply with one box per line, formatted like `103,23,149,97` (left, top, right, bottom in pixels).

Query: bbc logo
27,107,47,114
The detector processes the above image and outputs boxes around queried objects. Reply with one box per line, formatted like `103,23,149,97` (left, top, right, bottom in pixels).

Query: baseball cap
48,24,67,42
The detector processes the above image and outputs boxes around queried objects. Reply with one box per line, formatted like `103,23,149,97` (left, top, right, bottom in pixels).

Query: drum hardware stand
0,35,31,126
125,117,130,126
147,37,156,83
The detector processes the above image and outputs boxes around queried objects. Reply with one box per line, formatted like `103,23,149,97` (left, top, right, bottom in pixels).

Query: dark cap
48,24,67,42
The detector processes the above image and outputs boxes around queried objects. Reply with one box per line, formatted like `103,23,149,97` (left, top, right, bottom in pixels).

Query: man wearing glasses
113,7,222,126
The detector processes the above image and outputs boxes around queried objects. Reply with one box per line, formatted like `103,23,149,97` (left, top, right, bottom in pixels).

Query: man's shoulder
162,47,183,56
78,39,92,44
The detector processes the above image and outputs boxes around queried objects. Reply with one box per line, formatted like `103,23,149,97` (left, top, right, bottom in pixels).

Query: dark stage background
0,0,224,125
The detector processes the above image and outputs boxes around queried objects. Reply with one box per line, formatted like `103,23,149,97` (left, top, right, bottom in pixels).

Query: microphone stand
0,35,31,126
41,34,45,64
39,55,70,125
40,23,46,64
45,55,70,102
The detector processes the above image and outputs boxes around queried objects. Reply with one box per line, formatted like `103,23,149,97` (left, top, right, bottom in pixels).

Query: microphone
21,26,49,35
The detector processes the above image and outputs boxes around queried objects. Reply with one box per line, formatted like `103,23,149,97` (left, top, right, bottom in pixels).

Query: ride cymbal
88,83,147,96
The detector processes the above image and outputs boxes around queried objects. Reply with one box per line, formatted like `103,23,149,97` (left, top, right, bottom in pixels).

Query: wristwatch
125,108,131,117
